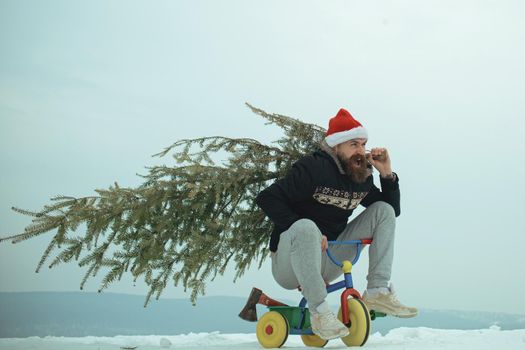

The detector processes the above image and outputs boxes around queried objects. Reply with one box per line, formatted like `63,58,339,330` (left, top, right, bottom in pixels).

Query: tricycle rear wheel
256,311,289,348
301,333,328,347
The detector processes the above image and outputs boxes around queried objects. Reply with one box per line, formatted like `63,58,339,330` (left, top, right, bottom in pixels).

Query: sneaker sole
364,301,418,318
392,312,418,318
312,327,350,340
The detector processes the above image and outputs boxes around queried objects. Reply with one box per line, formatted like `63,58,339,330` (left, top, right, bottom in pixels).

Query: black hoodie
255,142,400,252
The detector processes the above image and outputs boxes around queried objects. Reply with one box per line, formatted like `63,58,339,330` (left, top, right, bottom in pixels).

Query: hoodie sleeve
255,158,316,231
360,172,401,217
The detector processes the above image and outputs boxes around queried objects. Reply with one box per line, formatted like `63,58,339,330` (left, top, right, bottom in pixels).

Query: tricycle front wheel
337,298,371,347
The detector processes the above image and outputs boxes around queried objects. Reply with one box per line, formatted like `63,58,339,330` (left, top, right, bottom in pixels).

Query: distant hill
1,292,524,337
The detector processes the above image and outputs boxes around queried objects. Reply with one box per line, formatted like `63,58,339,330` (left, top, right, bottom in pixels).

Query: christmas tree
1,103,326,306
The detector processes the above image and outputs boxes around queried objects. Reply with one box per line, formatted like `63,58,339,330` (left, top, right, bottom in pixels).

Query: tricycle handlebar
325,239,372,267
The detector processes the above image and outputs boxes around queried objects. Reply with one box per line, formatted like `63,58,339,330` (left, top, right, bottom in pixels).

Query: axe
238,287,289,322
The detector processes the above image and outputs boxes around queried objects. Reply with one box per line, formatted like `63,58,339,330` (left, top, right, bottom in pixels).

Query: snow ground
0,327,524,350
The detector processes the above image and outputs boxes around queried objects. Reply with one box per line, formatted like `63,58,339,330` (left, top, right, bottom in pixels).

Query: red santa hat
324,108,368,147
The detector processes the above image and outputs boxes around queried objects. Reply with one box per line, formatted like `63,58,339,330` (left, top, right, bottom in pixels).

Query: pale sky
1,0,524,314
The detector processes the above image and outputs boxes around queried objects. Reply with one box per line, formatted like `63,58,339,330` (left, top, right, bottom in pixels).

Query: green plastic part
370,310,387,320
268,306,311,330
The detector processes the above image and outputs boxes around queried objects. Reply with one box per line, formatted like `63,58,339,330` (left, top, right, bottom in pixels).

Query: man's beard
337,153,371,183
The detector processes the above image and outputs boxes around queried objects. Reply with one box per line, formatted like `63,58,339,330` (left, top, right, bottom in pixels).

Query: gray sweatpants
270,201,396,310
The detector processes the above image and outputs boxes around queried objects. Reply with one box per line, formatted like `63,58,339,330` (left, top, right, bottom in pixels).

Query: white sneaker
310,301,350,340
362,283,418,318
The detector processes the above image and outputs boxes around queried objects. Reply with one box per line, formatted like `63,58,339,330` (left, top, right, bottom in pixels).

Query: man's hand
321,235,328,252
366,147,392,177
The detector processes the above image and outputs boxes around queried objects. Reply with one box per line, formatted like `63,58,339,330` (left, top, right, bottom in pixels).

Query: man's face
334,138,370,183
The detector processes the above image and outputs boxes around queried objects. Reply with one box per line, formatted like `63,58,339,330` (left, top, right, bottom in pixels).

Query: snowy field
1,327,524,350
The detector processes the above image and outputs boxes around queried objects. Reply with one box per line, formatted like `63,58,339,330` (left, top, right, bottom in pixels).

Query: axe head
238,287,263,322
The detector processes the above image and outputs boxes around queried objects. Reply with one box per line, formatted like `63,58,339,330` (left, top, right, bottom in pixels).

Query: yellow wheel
301,333,328,347
337,298,371,347
256,311,289,348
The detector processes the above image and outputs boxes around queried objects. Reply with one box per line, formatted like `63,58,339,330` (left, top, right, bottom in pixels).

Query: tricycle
239,239,386,348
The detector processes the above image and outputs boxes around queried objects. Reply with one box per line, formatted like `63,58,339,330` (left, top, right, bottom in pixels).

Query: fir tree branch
1,103,325,306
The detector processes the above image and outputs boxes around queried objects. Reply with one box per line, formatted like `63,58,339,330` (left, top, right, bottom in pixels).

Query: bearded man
255,108,418,340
